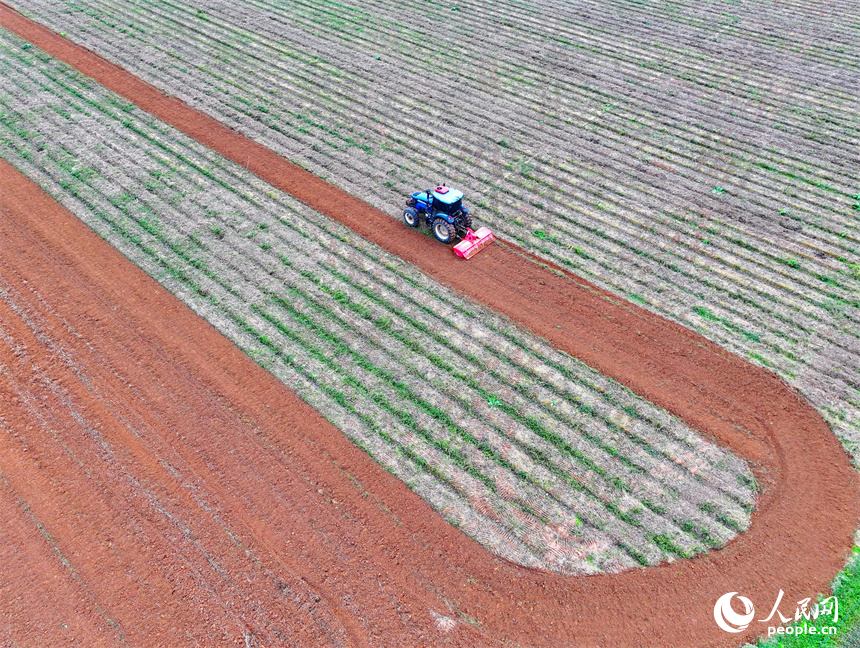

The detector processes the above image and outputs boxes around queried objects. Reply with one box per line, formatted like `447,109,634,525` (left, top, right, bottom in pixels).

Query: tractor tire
403,207,420,228
432,218,456,244
462,212,473,230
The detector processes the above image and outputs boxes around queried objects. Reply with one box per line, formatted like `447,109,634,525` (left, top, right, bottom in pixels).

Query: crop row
0,28,756,574
13,0,857,455
29,0,858,263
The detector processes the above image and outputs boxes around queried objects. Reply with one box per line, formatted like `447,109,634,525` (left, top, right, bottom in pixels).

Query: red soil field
1,5,859,647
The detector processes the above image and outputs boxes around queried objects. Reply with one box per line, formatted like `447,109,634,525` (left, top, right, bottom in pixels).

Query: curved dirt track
1,6,859,647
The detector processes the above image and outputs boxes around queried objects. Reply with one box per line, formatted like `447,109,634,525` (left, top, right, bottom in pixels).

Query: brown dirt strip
1,5,859,647
0,159,463,647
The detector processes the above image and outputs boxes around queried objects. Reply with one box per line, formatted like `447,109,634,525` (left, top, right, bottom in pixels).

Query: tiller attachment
453,227,496,259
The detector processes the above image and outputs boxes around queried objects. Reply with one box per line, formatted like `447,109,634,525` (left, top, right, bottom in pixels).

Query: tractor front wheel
432,218,456,244
403,207,420,228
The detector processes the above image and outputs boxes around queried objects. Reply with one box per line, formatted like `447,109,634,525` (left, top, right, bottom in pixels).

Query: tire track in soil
0,6,859,647
0,172,451,647
0,282,372,648
0,454,119,647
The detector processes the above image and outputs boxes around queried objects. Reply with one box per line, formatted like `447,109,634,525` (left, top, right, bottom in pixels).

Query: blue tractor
403,185,474,243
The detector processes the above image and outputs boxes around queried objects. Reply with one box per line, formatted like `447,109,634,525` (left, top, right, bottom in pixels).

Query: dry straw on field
12,0,856,461
0,26,755,574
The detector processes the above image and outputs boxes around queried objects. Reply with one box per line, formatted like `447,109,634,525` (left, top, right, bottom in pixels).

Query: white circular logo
714,592,755,633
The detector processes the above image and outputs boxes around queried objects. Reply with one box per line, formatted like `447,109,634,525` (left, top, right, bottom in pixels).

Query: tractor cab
428,185,464,215
409,186,465,217
409,185,467,223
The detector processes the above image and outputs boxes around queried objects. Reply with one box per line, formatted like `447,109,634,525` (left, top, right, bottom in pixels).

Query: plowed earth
0,5,859,648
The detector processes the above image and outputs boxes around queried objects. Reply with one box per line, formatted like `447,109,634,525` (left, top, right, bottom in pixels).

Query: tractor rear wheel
403,207,420,228
462,212,473,230
432,218,456,244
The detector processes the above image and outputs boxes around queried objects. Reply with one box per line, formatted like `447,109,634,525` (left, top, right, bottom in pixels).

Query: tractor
403,185,495,259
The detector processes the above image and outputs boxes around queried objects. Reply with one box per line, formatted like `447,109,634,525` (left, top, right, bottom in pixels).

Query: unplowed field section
0,85,857,648
0,7,859,648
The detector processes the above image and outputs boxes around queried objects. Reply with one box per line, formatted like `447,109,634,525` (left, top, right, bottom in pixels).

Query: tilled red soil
1,6,859,647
